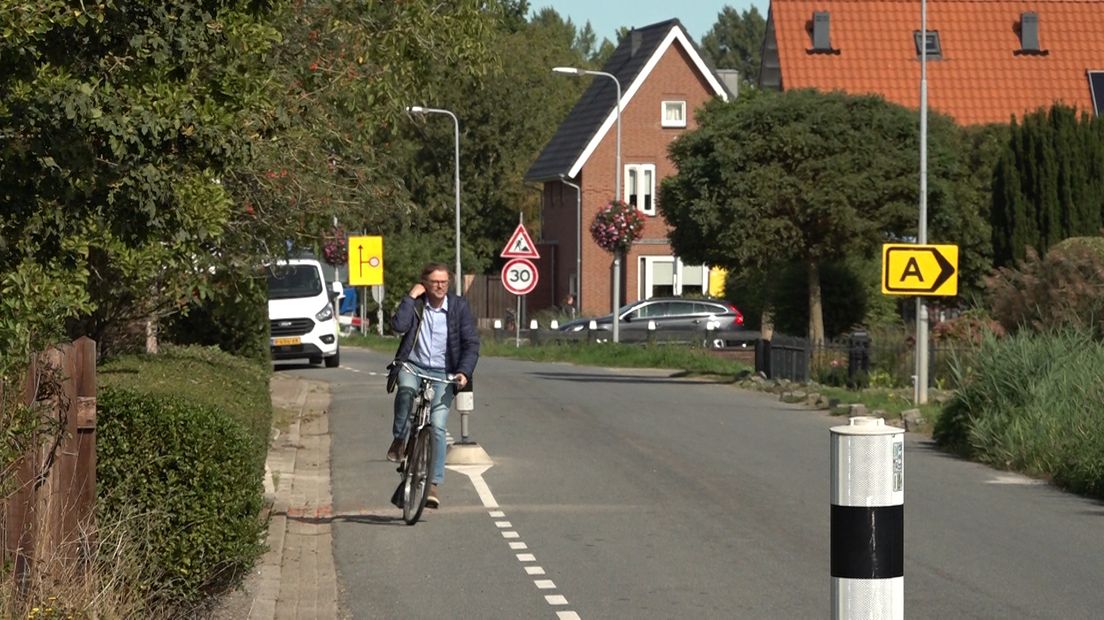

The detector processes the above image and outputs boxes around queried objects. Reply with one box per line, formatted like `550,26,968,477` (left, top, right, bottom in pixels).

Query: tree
700,6,767,86
0,0,284,355
226,0,502,256
659,90,970,344
991,105,1104,266
0,1,504,356
575,21,597,60
397,7,588,276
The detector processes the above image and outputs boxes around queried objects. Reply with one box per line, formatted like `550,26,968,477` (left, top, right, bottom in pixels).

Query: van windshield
268,265,323,300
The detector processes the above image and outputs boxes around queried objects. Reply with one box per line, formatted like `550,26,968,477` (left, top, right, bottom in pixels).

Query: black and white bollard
830,416,904,619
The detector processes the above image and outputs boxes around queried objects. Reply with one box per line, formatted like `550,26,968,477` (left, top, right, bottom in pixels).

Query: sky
534,0,767,44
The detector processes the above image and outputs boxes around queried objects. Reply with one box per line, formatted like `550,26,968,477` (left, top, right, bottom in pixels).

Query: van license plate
272,337,301,346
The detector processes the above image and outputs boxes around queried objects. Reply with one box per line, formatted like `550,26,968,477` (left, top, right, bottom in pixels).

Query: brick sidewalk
214,375,339,619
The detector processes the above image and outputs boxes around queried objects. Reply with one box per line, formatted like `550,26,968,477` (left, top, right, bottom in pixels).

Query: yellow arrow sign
881,243,958,296
348,235,383,286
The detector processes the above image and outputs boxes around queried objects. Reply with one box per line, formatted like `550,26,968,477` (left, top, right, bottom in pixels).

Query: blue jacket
390,292,480,379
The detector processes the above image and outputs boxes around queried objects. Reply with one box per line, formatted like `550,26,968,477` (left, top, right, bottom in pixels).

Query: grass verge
341,331,752,376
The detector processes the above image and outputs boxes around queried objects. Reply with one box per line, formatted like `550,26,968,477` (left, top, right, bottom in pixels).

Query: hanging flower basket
322,228,347,266
590,200,645,254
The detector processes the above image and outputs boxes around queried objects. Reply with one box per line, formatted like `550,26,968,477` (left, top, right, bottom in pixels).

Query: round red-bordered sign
501,258,539,295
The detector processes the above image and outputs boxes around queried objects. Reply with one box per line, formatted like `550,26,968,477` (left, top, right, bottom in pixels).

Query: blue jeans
392,362,454,485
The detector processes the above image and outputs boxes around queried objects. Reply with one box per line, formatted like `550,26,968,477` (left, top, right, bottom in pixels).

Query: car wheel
324,349,340,368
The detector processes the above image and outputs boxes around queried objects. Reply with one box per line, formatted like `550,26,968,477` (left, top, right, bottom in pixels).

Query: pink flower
590,200,645,253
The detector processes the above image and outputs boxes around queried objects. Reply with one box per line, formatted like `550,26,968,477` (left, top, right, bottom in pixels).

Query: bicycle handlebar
399,361,460,385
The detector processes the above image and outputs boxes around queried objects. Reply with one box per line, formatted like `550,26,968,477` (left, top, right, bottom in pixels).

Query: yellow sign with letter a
881,243,958,296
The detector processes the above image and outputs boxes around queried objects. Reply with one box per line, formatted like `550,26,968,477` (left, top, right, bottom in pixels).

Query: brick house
525,19,734,317
760,0,1104,124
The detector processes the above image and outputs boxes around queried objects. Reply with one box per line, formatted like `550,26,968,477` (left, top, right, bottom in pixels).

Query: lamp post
916,1,930,404
406,105,463,296
553,66,623,342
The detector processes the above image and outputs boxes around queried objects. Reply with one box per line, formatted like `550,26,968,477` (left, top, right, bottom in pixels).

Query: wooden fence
1,337,97,591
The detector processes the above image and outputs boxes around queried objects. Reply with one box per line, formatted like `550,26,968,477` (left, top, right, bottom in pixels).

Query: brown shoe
386,438,403,462
426,484,440,509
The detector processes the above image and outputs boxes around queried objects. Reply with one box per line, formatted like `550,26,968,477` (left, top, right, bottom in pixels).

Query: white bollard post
550,319,559,330
444,379,491,466
830,416,904,620
456,385,474,444
529,319,538,329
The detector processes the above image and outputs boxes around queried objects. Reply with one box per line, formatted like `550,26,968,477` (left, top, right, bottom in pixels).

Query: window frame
624,163,657,216
661,100,687,128
1089,70,1104,116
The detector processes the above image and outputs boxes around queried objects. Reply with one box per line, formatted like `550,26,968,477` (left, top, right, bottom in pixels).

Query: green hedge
97,346,271,610
934,330,1104,498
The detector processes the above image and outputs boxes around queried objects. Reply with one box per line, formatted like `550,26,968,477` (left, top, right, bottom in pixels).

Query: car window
666,301,697,317
638,302,667,318
268,265,323,299
694,301,724,315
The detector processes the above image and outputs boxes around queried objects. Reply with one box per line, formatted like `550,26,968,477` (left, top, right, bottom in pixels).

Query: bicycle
389,361,458,525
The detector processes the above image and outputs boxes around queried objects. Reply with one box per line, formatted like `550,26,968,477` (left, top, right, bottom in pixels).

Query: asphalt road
276,345,1104,619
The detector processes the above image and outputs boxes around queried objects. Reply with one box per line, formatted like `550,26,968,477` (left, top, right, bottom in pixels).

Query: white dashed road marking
450,464,582,618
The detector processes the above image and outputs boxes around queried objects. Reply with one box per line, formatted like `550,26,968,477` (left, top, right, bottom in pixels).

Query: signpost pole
360,287,367,336
515,295,521,348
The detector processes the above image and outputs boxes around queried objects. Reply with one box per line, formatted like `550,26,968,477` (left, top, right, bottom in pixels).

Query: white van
267,258,342,367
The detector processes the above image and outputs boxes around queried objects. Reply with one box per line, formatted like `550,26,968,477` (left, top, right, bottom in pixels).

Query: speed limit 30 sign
501,258,538,295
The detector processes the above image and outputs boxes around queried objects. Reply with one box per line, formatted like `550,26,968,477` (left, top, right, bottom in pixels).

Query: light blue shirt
411,296,448,370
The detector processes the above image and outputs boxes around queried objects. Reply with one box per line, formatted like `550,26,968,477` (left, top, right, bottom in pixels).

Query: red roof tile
769,0,1104,124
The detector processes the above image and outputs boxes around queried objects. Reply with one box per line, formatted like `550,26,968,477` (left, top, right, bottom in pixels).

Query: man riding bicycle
387,262,480,509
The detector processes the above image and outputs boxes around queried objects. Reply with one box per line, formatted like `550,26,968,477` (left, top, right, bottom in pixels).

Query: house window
625,164,656,216
639,256,709,299
661,100,687,128
913,30,942,59
1090,71,1104,116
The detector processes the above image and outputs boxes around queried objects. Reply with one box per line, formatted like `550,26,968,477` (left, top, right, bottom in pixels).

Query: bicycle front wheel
401,426,434,525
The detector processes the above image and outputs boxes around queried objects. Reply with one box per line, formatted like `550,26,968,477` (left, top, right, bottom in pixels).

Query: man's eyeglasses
425,280,449,287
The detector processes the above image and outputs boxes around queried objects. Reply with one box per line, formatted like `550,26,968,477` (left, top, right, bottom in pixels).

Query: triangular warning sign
500,223,540,259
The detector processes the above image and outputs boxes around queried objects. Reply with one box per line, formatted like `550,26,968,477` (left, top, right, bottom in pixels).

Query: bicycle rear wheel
401,426,434,524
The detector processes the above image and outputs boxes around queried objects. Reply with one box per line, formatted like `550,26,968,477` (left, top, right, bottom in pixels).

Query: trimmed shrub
97,388,266,609
986,236,1104,338
96,345,271,612
99,345,272,447
934,330,1104,498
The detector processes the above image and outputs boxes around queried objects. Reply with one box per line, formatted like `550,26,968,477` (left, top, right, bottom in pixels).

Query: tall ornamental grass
934,330,1104,497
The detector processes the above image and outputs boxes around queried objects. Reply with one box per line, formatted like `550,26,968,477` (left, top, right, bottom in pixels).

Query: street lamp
553,66,623,342
406,105,463,296
916,1,930,404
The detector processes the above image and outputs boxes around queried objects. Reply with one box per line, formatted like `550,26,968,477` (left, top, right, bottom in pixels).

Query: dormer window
661,101,687,128
913,30,942,59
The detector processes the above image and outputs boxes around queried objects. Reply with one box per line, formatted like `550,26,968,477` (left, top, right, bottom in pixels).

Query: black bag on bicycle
386,299,425,394
386,359,401,394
